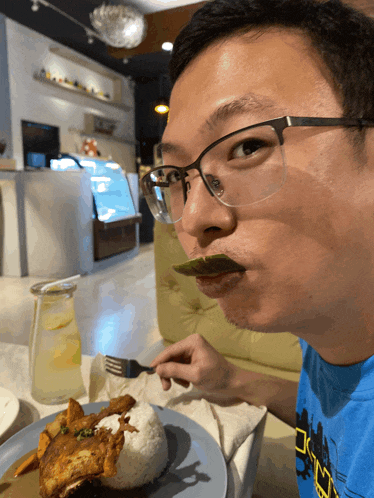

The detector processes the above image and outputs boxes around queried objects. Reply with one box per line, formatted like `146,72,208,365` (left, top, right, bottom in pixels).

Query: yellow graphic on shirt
296,427,340,498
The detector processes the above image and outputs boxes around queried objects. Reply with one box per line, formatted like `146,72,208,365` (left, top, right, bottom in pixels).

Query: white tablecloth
0,342,267,498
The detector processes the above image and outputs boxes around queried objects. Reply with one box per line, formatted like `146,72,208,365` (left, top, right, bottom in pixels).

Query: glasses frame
141,115,374,222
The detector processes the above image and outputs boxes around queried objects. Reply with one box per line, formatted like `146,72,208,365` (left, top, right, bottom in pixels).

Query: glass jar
29,281,85,405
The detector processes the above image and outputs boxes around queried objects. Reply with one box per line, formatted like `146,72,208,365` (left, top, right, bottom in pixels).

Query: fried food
45,410,68,438
13,395,137,497
13,451,39,477
38,395,136,498
37,431,52,460
66,398,84,425
39,425,125,498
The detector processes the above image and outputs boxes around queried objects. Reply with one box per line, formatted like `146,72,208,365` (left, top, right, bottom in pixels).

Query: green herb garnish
74,428,94,441
60,426,69,434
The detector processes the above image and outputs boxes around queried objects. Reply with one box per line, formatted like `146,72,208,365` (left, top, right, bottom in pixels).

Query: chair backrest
154,221,302,382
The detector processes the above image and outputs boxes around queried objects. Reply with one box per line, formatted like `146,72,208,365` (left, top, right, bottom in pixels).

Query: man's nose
180,175,235,237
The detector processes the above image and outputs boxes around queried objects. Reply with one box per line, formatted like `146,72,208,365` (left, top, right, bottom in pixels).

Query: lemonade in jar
29,281,86,405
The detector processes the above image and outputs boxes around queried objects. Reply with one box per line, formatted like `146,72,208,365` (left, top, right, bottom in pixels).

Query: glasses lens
200,125,285,206
141,125,286,224
141,167,185,223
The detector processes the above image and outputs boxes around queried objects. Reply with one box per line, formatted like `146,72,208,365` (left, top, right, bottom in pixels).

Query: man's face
162,29,374,338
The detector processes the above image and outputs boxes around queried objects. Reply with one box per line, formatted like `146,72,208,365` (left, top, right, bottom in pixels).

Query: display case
50,154,142,261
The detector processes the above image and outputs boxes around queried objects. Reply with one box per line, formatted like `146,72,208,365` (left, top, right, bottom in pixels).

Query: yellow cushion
154,222,302,382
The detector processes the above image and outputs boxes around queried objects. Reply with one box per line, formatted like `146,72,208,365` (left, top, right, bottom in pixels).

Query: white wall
0,15,13,159
5,17,136,172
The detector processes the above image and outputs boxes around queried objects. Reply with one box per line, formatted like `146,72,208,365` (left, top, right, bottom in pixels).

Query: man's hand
149,333,237,393
150,333,298,427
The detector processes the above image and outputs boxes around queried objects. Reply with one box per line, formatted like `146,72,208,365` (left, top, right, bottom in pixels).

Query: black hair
169,0,374,120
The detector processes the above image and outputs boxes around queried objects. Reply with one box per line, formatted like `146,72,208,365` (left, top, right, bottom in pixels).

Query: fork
105,355,155,378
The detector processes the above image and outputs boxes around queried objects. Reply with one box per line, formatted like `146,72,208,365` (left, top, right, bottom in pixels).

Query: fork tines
104,355,154,378
105,355,126,377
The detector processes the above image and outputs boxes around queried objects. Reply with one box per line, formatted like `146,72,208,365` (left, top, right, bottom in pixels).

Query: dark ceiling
0,0,171,81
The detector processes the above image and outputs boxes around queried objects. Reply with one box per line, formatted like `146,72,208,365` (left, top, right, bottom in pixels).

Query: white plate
0,387,20,439
0,402,227,497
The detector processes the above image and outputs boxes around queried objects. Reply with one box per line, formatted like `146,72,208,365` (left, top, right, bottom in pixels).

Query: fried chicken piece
39,395,136,498
67,395,136,432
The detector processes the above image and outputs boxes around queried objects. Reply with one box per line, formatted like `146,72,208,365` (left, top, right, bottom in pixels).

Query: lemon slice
43,310,75,331
53,339,81,370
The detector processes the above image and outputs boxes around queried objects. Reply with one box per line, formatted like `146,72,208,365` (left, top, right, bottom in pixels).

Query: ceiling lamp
155,98,169,115
162,42,173,52
90,3,147,49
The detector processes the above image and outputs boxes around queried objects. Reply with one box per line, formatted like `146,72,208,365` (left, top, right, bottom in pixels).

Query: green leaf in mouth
172,254,246,276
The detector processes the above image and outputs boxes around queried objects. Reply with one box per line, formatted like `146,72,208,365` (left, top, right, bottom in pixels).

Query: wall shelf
49,46,122,80
68,127,137,145
33,73,132,111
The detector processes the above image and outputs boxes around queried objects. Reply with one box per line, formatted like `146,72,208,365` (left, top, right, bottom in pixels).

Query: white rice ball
95,401,168,489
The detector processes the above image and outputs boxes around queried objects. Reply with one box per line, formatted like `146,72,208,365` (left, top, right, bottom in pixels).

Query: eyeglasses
140,115,374,224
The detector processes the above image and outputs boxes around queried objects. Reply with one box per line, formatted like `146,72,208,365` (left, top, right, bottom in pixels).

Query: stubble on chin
217,299,257,330
216,296,288,333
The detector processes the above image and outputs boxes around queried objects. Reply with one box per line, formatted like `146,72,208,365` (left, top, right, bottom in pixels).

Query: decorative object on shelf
35,69,112,103
69,128,136,145
89,3,147,49
84,114,117,136
80,138,98,157
33,64,129,110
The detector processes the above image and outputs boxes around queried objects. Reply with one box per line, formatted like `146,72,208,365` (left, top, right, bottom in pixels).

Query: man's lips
195,270,246,299
172,254,246,277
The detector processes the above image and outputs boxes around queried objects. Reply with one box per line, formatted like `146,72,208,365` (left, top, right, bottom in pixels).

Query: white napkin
89,352,267,498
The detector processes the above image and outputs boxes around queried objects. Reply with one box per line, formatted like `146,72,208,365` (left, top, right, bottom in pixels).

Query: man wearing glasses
142,0,374,495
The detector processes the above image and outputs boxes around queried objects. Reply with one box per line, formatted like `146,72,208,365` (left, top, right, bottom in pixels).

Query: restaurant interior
0,0,206,353
1,1,373,497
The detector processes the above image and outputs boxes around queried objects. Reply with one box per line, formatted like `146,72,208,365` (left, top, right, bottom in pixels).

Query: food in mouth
172,254,246,277
13,395,168,498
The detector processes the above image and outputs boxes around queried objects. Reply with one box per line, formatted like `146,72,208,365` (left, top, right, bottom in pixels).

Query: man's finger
161,377,171,391
155,362,194,384
149,338,194,368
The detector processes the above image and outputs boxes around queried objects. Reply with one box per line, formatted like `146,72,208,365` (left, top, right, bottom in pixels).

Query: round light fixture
90,3,147,49
154,98,169,115
162,41,173,52
31,0,40,11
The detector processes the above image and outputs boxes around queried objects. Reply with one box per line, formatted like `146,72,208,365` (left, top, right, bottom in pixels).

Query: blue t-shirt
296,338,374,497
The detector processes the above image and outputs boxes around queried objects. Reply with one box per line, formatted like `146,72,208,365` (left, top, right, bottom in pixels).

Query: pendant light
154,75,169,115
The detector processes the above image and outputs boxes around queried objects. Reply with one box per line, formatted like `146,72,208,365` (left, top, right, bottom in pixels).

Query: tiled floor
0,243,162,358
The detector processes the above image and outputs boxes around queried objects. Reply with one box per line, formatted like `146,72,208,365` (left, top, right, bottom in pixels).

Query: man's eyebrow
157,142,183,156
203,93,284,133
158,93,284,157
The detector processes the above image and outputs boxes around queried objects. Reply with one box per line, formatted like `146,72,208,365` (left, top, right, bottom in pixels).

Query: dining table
0,342,92,445
0,340,267,498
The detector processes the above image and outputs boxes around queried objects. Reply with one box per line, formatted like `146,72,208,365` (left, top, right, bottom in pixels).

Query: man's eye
231,139,266,159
